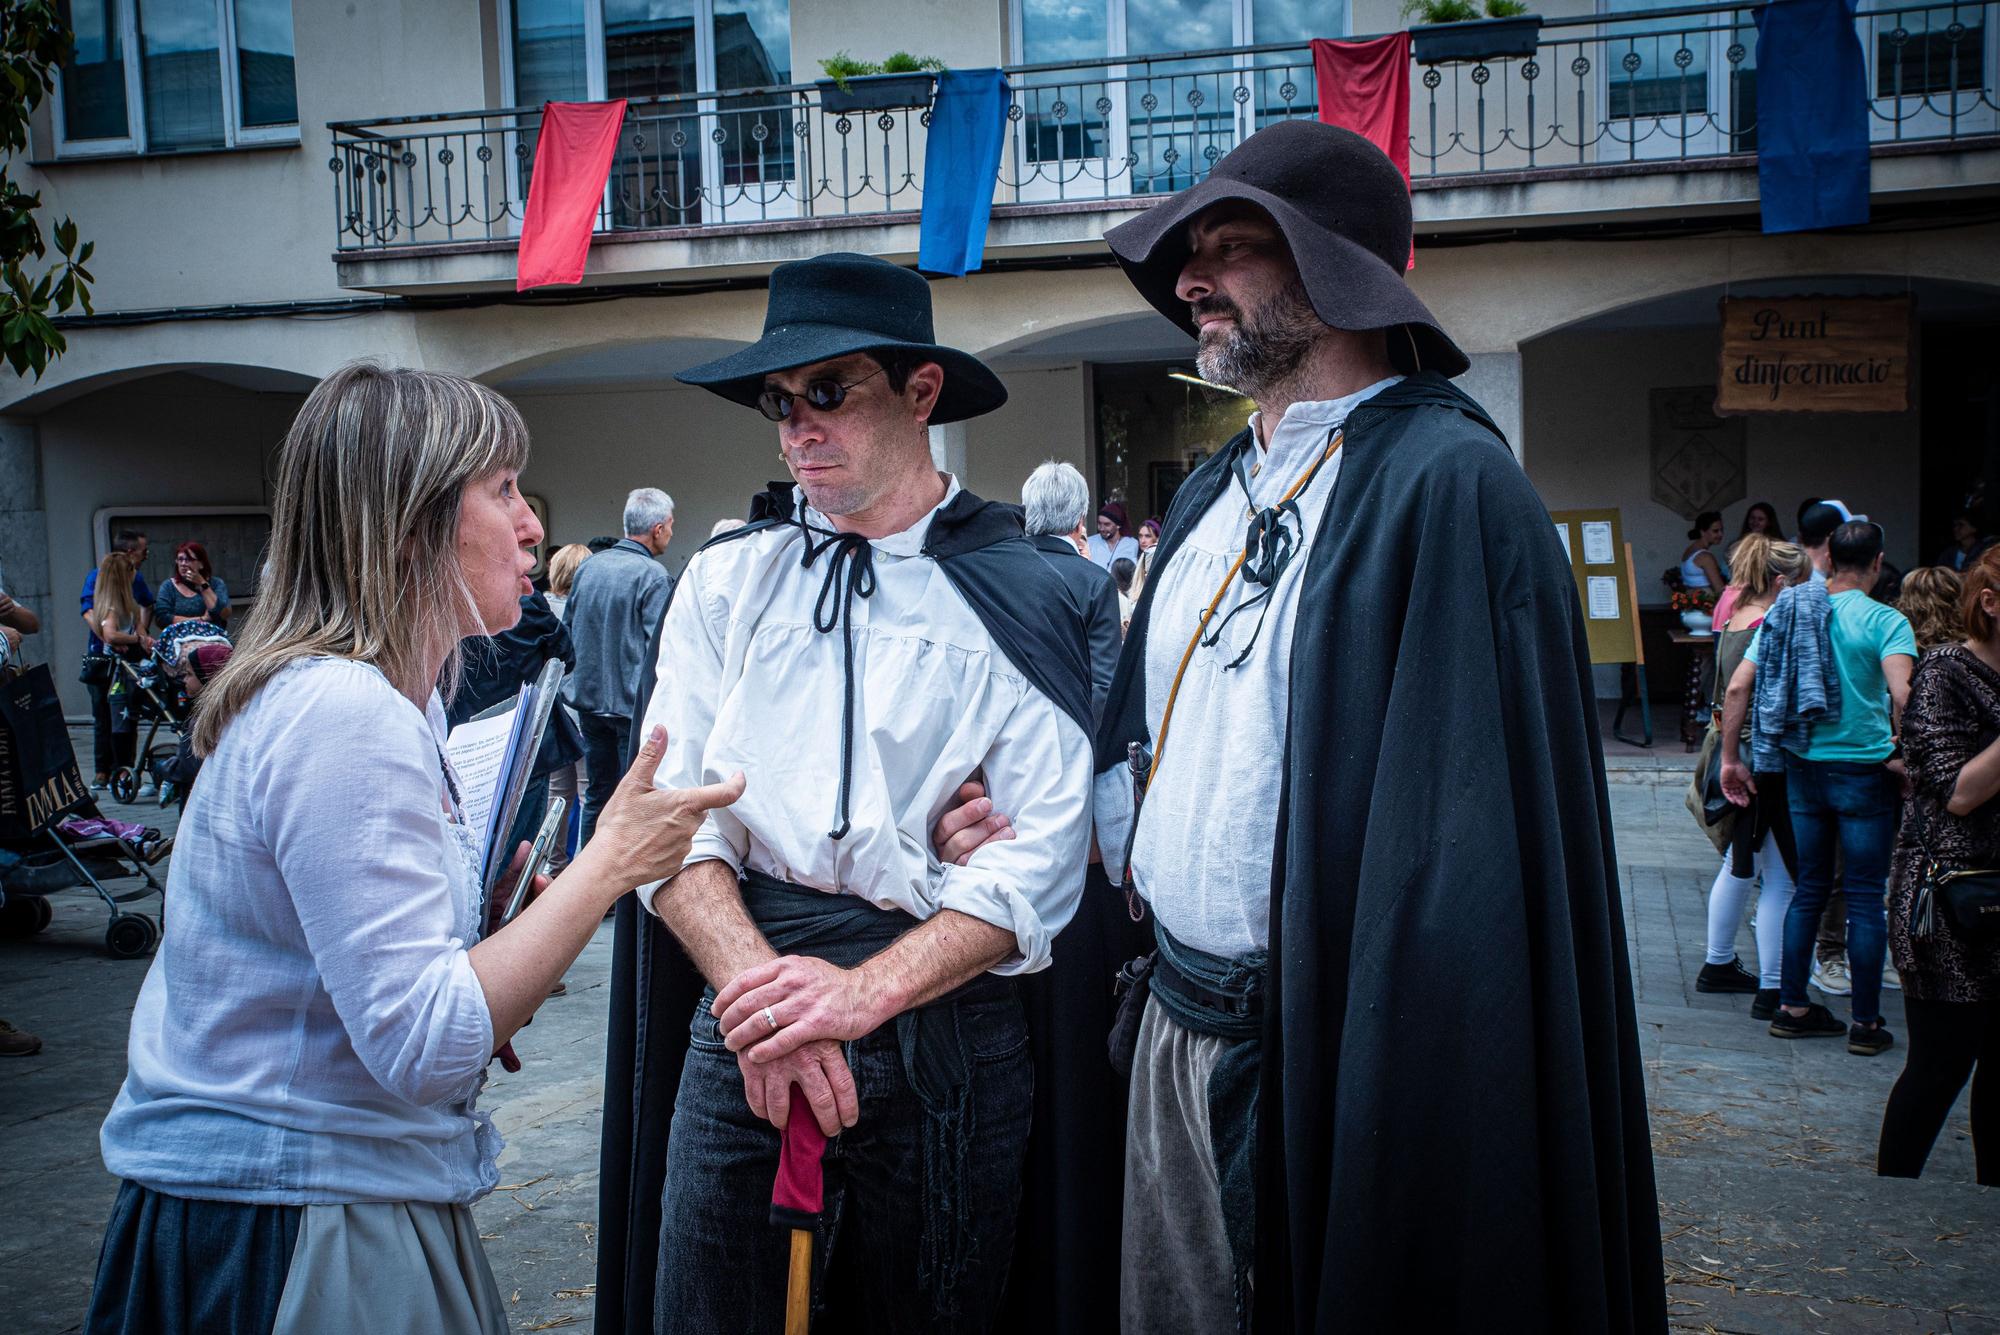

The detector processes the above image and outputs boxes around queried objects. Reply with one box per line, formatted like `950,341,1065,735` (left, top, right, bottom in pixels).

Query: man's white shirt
1096,377,1401,957
640,479,1092,974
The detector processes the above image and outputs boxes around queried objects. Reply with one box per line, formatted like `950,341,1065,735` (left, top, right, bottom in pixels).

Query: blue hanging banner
1754,0,1871,234
919,69,1011,276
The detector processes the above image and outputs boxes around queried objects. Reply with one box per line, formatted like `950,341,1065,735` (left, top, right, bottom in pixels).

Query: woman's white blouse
100,657,500,1205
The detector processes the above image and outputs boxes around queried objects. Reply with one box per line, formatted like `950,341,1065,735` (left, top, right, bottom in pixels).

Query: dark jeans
655,988,1033,1334
577,711,630,848
86,677,136,777
1782,755,1895,1022
1878,996,2000,1185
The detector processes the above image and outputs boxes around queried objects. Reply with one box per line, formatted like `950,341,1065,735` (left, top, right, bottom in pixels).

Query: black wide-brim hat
1103,120,1468,378
676,252,1008,425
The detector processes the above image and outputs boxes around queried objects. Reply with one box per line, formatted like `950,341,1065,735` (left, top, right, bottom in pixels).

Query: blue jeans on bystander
1781,754,1895,1023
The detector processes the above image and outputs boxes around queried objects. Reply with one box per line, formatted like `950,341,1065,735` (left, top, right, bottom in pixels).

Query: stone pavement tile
0,1102,119,1196
1657,1160,2000,1321
1667,1285,1952,1333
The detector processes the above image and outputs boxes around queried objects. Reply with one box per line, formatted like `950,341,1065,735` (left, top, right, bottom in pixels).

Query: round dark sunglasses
756,366,886,422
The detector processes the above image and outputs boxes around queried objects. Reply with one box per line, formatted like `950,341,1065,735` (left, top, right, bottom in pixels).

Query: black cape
1096,373,1666,1332
596,484,1141,1334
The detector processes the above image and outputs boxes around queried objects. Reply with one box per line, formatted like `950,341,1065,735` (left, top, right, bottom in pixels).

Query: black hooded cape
596,484,1141,1334
1095,373,1666,1332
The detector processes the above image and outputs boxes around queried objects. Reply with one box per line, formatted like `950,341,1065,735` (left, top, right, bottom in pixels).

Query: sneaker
89,778,109,793
1697,958,1760,994
1751,988,1781,1021
1849,1022,1895,1056
1770,1003,1848,1039
1881,961,1902,992
1812,956,1853,996
0,1020,42,1057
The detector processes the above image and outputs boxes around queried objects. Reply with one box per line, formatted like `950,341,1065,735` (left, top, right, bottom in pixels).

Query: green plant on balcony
1402,0,1481,24
818,50,945,92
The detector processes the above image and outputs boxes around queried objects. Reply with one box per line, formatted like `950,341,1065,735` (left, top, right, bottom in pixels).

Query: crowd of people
1693,496,1999,1185
0,115,1977,1335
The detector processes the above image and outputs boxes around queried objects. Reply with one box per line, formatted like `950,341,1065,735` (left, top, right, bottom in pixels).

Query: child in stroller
105,622,230,805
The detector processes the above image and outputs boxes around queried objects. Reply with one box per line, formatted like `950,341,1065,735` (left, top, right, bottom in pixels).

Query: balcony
328,1,1999,291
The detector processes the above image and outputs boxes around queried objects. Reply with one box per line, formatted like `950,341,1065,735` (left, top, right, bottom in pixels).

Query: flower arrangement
1669,588,1716,614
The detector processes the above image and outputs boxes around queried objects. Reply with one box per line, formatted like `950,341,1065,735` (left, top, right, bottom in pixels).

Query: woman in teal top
154,541,230,628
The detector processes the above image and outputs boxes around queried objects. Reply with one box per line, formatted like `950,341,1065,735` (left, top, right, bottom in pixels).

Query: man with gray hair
564,486,676,844
1023,460,1121,723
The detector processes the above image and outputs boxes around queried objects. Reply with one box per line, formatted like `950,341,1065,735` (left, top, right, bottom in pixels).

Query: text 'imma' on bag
0,664,90,839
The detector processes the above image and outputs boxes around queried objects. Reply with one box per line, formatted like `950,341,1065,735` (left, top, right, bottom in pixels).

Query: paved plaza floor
1,732,1995,1332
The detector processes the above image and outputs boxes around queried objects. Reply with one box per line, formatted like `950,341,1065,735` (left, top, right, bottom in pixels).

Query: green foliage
1485,0,1531,16
878,52,946,75
1401,0,1485,22
817,49,944,90
1,0,93,380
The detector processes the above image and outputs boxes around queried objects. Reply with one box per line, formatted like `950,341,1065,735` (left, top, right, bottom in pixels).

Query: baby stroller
0,664,168,958
107,622,228,806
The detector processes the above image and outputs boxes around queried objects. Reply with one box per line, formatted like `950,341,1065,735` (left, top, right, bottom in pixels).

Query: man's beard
1193,278,1322,399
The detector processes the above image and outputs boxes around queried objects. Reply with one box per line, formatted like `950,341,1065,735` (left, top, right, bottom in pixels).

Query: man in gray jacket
1022,461,1122,725
564,486,676,843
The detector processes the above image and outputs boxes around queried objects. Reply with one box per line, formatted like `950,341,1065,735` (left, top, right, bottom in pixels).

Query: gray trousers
1120,993,1246,1334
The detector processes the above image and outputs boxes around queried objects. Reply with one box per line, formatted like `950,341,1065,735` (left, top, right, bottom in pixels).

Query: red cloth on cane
1311,35,1414,268
516,99,628,291
772,1084,828,1216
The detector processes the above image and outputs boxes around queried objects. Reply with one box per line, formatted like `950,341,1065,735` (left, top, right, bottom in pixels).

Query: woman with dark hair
1934,511,1997,573
1880,544,2000,1184
1740,501,1785,542
1681,511,1728,594
1132,516,1163,599
1087,499,1140,570
154,541,230,628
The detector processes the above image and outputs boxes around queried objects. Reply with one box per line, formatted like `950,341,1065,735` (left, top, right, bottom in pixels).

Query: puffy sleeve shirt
638,481,1093,974
100,657,500,1204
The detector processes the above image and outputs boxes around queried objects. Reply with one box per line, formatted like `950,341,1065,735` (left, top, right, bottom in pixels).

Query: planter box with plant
816,51,944,114
1405,0,1542,65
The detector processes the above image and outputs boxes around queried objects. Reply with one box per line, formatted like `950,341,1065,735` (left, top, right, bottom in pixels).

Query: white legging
1705,829,1797,987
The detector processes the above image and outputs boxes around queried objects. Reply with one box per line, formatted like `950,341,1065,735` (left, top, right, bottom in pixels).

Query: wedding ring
762,1006,779,1032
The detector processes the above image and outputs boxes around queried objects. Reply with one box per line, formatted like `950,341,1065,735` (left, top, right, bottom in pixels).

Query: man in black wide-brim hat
591,251,1110,1333
950,118,1668,1332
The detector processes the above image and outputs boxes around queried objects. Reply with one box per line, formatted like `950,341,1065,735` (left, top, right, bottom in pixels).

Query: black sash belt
739,870,1009,1317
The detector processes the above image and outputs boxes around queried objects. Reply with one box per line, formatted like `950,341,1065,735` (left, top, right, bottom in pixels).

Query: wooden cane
774,1084,828,1335
786,1227,812,1335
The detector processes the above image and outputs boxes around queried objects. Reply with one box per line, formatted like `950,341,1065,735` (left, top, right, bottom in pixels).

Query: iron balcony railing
328,0,1995,253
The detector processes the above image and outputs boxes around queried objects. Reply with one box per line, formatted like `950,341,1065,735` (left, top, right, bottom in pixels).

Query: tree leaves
1,3,92,379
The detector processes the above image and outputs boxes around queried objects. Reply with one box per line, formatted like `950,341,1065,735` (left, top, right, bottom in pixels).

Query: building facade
3,0,1996,713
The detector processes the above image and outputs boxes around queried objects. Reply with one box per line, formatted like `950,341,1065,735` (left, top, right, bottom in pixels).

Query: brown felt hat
1103,120,1468,378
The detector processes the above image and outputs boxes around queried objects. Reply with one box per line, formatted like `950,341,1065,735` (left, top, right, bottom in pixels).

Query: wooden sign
1716,296,1912,415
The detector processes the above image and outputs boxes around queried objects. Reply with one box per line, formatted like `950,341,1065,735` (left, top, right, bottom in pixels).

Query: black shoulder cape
596,483,1137,1334
1096,374,1667,1332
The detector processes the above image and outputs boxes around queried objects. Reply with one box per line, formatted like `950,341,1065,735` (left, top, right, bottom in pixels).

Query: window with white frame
55,0,298,156
1010,0,1343,193
504,0,793,225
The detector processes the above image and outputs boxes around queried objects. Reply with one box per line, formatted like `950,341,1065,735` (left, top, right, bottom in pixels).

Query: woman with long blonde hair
1697,537,1812,1019
83,549,147,784
87,364,744,1335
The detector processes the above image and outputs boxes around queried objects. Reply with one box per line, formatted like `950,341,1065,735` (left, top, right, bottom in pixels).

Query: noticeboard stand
1610,543,1652,747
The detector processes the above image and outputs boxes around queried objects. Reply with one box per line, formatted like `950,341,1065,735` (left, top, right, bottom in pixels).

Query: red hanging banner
1311,34,1413,268
516,99,628,292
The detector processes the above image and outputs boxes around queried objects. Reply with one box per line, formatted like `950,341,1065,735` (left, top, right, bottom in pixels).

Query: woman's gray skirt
87,1180,509,1334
